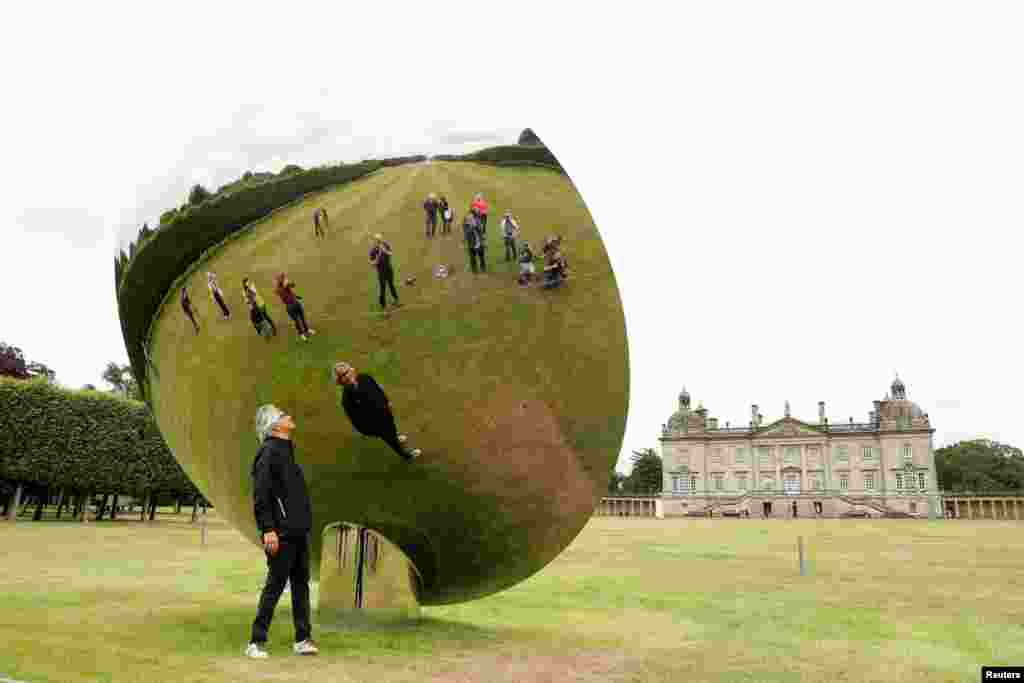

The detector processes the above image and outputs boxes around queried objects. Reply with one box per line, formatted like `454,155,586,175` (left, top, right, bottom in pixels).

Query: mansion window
690,476,698,492
917,472,926,490
783,474,800,494
839,475,849,490
910,502,918,513
671,476,682,493
896,473,903,490
902,446,913,463
758,447,772,466
736,475,748,491
713,474,724,491
784,447,800,466
735,448,748,465
862,446,876,461
864,473,875,491
835,446,849,463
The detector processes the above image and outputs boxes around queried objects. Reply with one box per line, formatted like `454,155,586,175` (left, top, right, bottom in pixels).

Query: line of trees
0,376,206,523
935,439,1024,493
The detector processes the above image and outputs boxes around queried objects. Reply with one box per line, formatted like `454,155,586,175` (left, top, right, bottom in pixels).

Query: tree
626,448,663,494
0,343,29,380
935,439,1024,493
608,471,627,494
101,361,139,400
25,362,56,384
518,128,544,146
188,184,211,206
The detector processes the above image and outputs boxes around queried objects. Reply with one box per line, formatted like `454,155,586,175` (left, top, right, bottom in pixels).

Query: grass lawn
1,512,1021,682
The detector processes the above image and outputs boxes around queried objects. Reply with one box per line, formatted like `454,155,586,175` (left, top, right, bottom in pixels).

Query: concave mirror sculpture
119,142,628,618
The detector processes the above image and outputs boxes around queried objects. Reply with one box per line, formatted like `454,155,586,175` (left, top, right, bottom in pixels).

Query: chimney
818,401,825,424
709,417,719,430
873,400,881,427
751,404,759,427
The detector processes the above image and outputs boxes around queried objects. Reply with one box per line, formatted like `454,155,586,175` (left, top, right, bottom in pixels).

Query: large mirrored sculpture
128,153,629,615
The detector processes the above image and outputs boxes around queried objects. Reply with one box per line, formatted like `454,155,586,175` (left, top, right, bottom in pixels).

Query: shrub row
115,155,426,402
0,378,199,499
432,144,564,173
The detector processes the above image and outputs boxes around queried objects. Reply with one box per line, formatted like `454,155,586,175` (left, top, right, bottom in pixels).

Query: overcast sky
4,2,1023,474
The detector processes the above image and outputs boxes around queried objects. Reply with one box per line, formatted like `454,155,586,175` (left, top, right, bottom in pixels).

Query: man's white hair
255,405,285,443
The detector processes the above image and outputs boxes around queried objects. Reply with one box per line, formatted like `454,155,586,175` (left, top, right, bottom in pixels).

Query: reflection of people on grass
313,207,328,239
423,193,438,238
517,241,536,286
243,277,277,338
334,362,421,462
501,211,520,262
273,273,315,341
471,193,489,235
369,234,401,311
181,285,200,335
542,237,568,289
207,272,231,320
463,211,486,274
247,405,319,659
439,195,452,234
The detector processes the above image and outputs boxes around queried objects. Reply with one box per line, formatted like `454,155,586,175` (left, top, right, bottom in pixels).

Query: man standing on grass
246,405,320,659
334,362,421,462
463,211,486,274
313,207,328,239
369,234,402,311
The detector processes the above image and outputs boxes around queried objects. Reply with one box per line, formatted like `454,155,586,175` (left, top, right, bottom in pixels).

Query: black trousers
504,237,517,261
183,306,199,334
468,247,486,273
251,533,312,645
478,214,488,235
377,268,398,307
373,411,410,461
286,302,310,335
425,216,437,237
213,291,231,318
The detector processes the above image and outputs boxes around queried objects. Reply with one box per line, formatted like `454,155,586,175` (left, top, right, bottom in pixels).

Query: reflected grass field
1,512,1022,682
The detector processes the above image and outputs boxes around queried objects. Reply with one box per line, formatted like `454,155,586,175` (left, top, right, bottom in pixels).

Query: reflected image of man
246,405,320,659
334,362,421,462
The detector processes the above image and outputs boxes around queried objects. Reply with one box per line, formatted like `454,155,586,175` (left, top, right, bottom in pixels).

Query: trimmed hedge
0,377,199,499
432,144,564,173
115,155,426,402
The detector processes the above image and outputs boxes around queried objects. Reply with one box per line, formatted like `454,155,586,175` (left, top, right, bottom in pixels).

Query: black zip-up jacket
339,373,392,437
252,437,313,537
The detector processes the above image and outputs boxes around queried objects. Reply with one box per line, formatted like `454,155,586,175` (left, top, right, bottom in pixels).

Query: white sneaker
407,449,422,460
398,434,408,444
308,329,317,336
245,643,269,658
293,639,320,655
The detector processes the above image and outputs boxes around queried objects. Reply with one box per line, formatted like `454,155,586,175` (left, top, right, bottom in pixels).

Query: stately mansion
657,376,940,518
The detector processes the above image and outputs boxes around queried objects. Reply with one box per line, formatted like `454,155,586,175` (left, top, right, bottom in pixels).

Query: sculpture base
317,522,422,630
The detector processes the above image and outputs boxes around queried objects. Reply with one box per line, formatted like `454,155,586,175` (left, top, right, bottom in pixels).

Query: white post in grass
798,535,806,576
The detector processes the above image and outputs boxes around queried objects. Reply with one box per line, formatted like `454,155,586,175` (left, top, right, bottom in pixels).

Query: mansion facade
658,376,940,518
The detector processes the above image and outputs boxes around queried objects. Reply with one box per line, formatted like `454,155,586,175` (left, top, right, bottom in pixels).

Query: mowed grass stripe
1,515,1023,681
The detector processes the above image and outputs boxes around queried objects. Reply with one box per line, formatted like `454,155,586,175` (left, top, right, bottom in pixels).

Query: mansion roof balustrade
661,421,885,437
